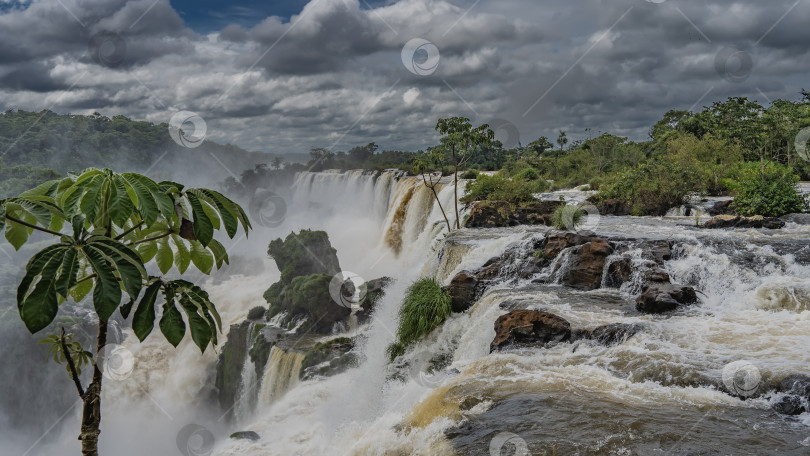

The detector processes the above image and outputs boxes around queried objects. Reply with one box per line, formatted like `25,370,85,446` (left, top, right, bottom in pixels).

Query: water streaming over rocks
25,171,810,455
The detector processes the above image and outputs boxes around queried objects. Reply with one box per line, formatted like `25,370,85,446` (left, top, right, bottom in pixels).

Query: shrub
461,169,479,180
387,278,451,361
597,157,704,215
247,306,267,320
551,204,584,230
732,162,806,217
461,173,539,205
514,167,541,181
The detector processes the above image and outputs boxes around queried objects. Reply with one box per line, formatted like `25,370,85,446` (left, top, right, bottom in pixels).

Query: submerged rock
300,337,357,381
230,431,260,441
490,310,571,352
589,322,645,346
703,214,785,230
773,374,810,415
636,284,698,313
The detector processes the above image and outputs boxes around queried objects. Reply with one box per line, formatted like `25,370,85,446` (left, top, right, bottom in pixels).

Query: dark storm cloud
0,0,808,154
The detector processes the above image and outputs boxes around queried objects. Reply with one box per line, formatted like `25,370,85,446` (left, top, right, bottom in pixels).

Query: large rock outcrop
773,374,810,415
490,310,571,352
703,214,785,230
263,230,391,334
560,238,614,290
465,200,563,228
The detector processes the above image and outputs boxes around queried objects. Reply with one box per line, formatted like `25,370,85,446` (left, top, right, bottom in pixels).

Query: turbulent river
16,170,810,455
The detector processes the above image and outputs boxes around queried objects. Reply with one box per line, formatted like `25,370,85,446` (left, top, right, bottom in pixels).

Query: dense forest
0,110,272,196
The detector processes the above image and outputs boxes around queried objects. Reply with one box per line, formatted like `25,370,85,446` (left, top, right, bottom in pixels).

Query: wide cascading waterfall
257,347,305,406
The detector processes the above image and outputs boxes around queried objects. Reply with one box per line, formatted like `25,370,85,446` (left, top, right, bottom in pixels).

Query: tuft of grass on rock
551,204,584,231
387,277,452,361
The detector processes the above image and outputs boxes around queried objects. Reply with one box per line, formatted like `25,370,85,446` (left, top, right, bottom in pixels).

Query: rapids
16,171,810,455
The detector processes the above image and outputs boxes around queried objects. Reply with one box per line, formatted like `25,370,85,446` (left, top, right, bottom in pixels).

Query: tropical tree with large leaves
434,117,494,229
0,168,251,456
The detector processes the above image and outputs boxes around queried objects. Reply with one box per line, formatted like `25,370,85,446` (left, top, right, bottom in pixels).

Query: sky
0,0,808,154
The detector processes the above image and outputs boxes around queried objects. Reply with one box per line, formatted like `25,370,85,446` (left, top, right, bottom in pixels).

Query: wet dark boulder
300,337,357,381
639,240,673,264
703,214,785,230
474,256,505,280
538,231,592,260
560,238,614,290
590,322,645,346
636,284,698,313
596,198,631,216
230,431,260,441
358,277,392,322
708,200,734,216
445,270,479,313
773,374,810,415
604,257,633,288
490,310,571,352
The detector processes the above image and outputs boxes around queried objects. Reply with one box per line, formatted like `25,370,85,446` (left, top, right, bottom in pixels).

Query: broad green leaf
206,238,229,269
70,277,93,302
159,300,185,347
155,236,173,274
108,176,135,228
189,241,214,275
19,180,60,198
181,303,212,353
0,204,5,234
18,247,65,333
53,247,79,299
195,189,239,238
171,234,191,274
121,173,160,227
17,244,67,305
79,175,106,223
5,216,31,250
87,238,145,300
82,246,122,321
200,200,220,230
132,281,162,341
186,193,213,246
119,299,134,319
136,241,158,263
150,187,176,222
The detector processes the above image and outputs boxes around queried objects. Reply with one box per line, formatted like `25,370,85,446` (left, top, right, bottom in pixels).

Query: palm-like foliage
1,168,251,455
2,168,251,350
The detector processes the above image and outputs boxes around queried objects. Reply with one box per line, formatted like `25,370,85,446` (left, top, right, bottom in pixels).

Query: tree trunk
452,146,460,229
430,184,452,232
80,319,109,456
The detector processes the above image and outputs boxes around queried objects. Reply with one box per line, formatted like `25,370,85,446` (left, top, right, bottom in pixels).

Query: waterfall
257,347,305,406
233,322,258,423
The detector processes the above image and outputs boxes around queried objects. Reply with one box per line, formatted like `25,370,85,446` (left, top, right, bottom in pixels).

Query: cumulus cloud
0,0,808,155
